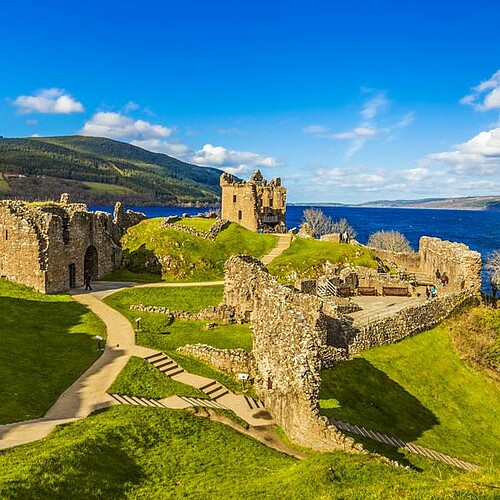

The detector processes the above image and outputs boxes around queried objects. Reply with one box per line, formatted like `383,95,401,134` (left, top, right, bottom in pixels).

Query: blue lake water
92,204,500,288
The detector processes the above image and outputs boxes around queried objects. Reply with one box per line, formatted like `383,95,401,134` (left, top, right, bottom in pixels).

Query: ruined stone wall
419,237,482,293
223,255,358,452
220,171,286,233
43,207,121,292
370,248,422,272
370,237,482,294
332,292,471,355
0,197,145,293
178,344,254,376
0,202,48,292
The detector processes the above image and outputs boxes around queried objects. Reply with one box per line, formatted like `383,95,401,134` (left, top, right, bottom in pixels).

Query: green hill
0,136,223,205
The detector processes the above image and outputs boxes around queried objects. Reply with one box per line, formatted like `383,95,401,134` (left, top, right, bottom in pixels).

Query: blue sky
1,0,499,203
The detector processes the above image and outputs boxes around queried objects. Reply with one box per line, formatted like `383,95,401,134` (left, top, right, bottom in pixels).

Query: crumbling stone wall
333,292,472,355
0,195,145,293
130,303,237,324
178,344,253,376
160,218,230,240
370,236,482,293
222,255,358,452
220,170,287,233
419,237,482,292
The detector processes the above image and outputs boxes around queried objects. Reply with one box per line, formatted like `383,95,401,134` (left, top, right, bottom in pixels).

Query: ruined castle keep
0,195,145,293
220,170,287,233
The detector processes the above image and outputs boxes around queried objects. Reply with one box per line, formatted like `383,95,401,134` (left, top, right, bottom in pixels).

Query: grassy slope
104,286,252,392
268,237,378,283
320,324,500,467
0,406,497,499
109,356,206,399
0,279,106,424
121,218,277,281
174,218,216,231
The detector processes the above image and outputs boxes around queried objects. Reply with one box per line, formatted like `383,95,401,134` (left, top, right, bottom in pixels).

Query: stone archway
84,245,98,279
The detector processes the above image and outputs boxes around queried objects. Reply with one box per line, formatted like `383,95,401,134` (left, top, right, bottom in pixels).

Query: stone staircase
243,395,265,410
145,352,184,377
199,380,230,400
179,396,228,410
109,393,168,408
330,418,479,472
261,234,292,265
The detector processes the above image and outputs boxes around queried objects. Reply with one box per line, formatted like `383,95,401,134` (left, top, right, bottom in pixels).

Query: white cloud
13,88,84,114
303,124,329,135
461,70,500,111
192,143,281,174
333,127,377,140
123,101,140,112
360,92,388,120
302,91,412,158
81,112,173,140
424,127,500,175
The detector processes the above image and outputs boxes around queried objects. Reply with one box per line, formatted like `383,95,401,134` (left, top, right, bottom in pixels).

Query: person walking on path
84,270,93,291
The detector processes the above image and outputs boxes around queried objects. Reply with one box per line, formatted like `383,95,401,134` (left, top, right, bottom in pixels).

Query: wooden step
144,352,165,361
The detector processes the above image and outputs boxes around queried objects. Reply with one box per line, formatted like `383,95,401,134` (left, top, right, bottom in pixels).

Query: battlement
220,170,287,233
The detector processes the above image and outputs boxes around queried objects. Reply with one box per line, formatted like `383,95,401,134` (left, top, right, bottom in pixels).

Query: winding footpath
0,235,481,471
0,235,291,451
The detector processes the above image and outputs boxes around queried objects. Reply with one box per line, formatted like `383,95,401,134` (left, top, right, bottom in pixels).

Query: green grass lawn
268,237,378,283
101,269,164,283
0,279,106,424
174,217,216,231
104,286,253,392
108,356,206,399
120,218,277,281
320,324,500,467
0,405,497,499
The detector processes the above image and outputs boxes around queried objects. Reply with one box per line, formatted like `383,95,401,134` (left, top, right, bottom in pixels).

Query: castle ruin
0,195,145,293
220,170,287,233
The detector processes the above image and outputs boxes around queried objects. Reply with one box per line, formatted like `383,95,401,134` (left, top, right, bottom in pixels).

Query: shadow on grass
122,244,162,275
320,358,439,444
0,295,102,423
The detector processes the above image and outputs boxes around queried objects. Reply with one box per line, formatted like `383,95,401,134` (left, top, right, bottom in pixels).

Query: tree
301,208,335,238
367,230,413,253
485,250,500,297
332,218,357,239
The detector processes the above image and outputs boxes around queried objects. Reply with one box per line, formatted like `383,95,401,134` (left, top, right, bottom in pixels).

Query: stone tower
220,170,287,233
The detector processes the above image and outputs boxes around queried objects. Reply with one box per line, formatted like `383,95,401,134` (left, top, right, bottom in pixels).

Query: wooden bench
382,286,410,297
358,286,378,296
337,285,353,297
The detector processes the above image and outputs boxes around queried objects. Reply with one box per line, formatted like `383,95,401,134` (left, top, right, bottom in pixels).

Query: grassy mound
109,356,206,399
174,217,216,231
0,279,105,424
0,406,497,498
268,237,378,283
120,218,277,281
320,322,500,467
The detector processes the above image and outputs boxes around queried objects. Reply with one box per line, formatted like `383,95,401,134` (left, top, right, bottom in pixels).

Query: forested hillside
0,136,222,205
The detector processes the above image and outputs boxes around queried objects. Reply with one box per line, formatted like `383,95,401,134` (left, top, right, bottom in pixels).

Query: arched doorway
84,245,98,279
